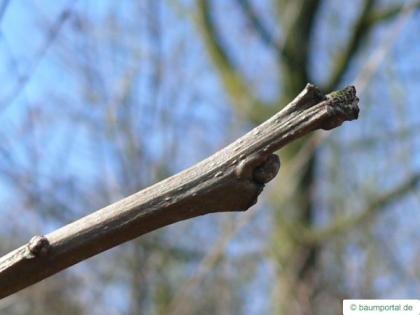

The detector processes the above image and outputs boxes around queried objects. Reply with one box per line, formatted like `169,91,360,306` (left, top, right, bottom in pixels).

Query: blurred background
0,0,419,314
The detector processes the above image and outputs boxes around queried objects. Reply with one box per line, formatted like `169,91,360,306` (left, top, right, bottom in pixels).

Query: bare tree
195,0,420,314
0,1,419,314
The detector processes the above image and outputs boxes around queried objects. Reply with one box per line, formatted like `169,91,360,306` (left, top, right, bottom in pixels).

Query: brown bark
0,84,358,299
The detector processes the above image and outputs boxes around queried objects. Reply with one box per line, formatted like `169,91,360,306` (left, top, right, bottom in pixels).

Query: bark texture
0,84,359,299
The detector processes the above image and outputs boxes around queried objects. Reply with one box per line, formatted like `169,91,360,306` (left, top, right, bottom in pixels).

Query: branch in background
0,2,77,112
0,84,359,299
282,0,420,199
235,0,279,51
302,172,420,244
323,0,375,92
0,0,10,23
345,123,420,152
277,0,321,100
196,0,272,124
164,210,257,315
367,2,420,24
324,0,420,92
354,0,420,92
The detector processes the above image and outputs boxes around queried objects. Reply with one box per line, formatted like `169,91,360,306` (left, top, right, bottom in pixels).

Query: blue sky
0,0,419,313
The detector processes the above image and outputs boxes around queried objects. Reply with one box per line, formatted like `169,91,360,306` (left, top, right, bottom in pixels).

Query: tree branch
0,84,359,299
324,0,420,92
235,0,279,51
301,172,420,244
196,0,272,124
278,0,322,100
367,2,420,24
323,0,375,92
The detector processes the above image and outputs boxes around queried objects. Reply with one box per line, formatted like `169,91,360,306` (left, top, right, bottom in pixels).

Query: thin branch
196,0,272,124
367,2,420,24
324,0,420,92
282,0,420,198
302,172,420,244
0,0,10,23
323,0,375,92
0,1,76,112
344,123,420,153
235,0,279,51
355,0,420,92
277,0,322,100
164,210,256,315
0,84,359,299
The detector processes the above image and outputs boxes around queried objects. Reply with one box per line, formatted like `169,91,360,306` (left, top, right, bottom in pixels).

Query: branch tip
0,83,360,299
321,85,360,130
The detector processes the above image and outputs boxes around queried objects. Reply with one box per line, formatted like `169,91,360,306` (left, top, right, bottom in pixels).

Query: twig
355,0,419,93
0,1,76,112
164,209,257,315
300,172,420,244
0,84,359,299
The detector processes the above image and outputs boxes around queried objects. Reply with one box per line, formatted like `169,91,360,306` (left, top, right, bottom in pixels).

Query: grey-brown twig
0,83,359,299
